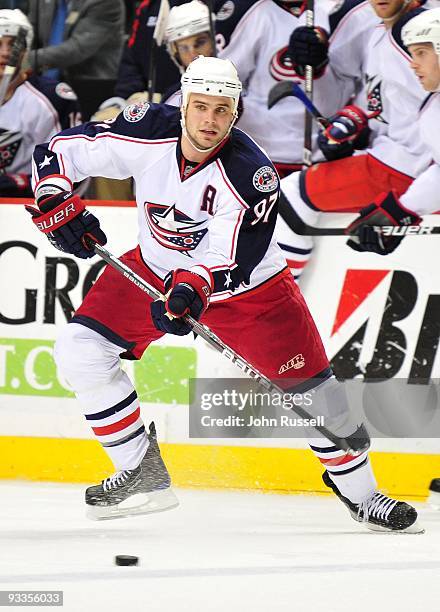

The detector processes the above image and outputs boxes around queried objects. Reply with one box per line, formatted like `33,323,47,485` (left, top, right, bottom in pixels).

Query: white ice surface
1,483,439,612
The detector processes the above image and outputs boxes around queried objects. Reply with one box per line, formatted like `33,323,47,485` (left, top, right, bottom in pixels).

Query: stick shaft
90,242,363,452
302,1,314,167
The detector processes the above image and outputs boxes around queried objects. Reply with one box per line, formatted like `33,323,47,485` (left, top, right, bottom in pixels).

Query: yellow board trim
0,436,438,499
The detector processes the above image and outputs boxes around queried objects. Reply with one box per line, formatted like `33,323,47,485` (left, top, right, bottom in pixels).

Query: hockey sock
54,323,149,470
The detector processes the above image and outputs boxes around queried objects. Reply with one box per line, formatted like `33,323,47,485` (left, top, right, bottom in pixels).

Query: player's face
175,32,214,67
409,43,440,91
184,93,235,150
369,0,407,20
0,35,15,76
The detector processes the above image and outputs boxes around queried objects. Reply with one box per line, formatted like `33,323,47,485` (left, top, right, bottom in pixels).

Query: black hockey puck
115,555,139,566
429,478,440,493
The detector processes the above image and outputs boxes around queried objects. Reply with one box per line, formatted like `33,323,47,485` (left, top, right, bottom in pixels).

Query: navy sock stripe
85,390,138,421
326,456,368,476
309,444,340,454
278,242,312,255
101,425,146,448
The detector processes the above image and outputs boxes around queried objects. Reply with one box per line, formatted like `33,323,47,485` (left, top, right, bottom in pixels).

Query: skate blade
428,490,440,509
86,487,179,521
365,520,425,534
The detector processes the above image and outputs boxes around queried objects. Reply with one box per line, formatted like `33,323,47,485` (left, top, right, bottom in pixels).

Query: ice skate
428,478,440,509
322,471,424,534
86,422,179,520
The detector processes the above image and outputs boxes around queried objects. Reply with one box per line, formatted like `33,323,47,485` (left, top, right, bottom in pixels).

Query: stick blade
268,80,295,109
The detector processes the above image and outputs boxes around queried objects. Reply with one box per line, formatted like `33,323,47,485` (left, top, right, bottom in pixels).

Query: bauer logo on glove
26,190,107,259
346,190,422,255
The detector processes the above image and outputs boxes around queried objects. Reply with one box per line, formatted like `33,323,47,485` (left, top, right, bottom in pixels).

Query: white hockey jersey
32,103,288,302
360,8,432,177
0,76,80,176
216,0,377,164
400,93,440,214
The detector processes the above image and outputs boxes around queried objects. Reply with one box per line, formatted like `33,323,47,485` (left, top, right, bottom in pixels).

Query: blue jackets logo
145,202,208,255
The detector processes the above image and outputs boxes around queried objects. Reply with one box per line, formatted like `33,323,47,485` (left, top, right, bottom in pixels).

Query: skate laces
102,470,133,491
358,491,398,523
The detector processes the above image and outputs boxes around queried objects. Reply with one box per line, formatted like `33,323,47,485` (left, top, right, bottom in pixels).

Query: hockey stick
86,239,368,455
303,0,315,167
278,190,440,236
268,80,329,128
268,81,379,128
204,0,217,57
0,26,27,107
147,0,170,102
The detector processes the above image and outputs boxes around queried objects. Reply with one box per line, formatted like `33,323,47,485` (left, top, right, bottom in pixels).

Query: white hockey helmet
0,9,33,51
165,0,212,64
181,55,242,115
402,8,440,54
180,56,242,153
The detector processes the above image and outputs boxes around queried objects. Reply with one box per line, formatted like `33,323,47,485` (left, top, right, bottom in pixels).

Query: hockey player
28,56,421,533
215,0,379,276
0,9,81,198
162,0,216,105
277,0,432,277
347,5,440,255
94,0,216,119
216,0,378,179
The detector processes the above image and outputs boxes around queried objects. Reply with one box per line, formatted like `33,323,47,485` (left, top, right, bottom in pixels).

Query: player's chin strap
180,106,238,154
381,0,413,23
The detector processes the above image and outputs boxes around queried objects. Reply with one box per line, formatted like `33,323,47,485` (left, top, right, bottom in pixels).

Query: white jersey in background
361,11,432,178
216,0,376,166
0,76,80,176
400,93,440,213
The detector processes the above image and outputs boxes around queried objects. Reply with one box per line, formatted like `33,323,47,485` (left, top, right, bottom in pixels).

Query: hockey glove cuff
150,269,212,336
26,191,107,259
346,191,421,255
318,105,370,161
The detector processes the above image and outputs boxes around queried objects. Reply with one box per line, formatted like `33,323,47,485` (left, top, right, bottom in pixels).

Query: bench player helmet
402,7,440,90
402,7,440,54
0,9,33,51
180,55,242,152
165,1,212,68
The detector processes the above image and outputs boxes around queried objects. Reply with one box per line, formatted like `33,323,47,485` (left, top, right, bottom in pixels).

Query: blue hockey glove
26,191,107,259
318,105,370,161
288,26,329,77
150,269,211,336
346,191,421,255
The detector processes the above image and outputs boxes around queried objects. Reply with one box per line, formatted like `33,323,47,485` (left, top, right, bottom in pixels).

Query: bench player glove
26,191,107,259
346,191,421,255
288,26,329,77
318,105,370,161
0,173,32,196
150,269,211,336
